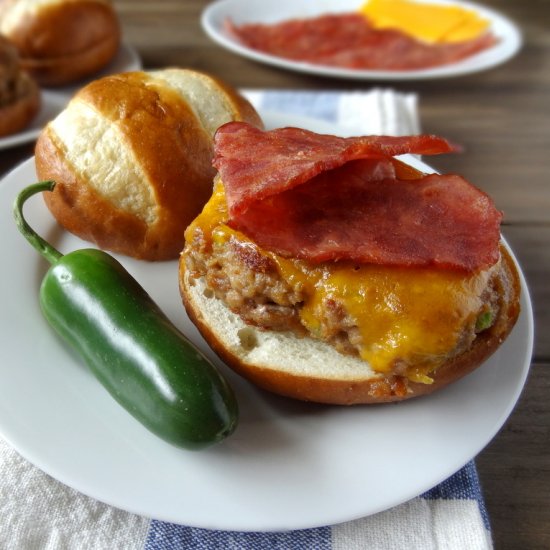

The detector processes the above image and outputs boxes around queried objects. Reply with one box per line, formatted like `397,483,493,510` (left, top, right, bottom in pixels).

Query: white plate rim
201,0,522,80
0,111,534,532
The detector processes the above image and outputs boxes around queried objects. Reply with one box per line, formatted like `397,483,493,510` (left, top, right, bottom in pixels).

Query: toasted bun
0,35,40,137
35,69,263,260
179,246,521,405
0,0,120,86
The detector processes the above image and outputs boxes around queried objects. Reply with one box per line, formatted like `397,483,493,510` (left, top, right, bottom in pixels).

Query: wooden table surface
1,1,548,548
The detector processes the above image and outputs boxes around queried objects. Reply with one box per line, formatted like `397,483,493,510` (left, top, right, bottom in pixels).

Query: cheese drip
186,181,493,383
359,0,490,44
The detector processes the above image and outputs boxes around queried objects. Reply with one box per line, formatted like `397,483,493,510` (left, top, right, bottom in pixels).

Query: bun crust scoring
35,69,263,260
179,246,521,405
0,0,120,86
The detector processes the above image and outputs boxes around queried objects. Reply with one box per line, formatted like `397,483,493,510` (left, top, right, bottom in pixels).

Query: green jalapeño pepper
13,181,238,450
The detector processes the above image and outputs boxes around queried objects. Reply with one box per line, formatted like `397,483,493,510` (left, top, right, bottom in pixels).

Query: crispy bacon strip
214,122,457,218
227,14,497,71
213,122,502,272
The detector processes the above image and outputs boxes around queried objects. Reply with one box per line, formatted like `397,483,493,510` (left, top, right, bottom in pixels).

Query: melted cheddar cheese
359,0,490,44
186,181,495,384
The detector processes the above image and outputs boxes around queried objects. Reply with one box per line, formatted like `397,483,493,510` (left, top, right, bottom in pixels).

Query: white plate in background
202,0,522,80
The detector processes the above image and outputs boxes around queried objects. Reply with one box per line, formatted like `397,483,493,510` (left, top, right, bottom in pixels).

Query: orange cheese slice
359,0,490,43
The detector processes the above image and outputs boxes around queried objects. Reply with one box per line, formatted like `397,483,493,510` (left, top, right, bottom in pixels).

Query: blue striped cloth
145,463,490,549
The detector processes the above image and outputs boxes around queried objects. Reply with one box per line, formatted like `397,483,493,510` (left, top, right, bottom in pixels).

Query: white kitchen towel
0,89,492,550
242,88,420,136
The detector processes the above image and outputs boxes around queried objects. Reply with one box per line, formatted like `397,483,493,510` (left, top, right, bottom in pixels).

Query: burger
0,35,39,137
179,122,521,405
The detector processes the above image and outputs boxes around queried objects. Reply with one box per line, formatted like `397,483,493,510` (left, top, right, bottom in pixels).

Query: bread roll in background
0,34,40,136
0,0,120,86
35,68,263,260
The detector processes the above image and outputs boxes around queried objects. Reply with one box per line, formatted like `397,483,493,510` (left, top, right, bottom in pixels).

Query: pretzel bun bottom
20,33,120,87
179,247,521,405
35,69,263,260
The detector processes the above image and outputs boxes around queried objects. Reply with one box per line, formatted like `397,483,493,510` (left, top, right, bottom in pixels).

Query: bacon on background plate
226,13,496,71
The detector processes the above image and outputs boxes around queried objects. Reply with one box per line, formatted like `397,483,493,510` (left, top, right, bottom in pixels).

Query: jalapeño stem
13,180,63,265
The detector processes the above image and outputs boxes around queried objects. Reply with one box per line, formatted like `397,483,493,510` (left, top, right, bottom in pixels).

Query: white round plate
0,111,533,532
201,0,522,80
0,43,141,150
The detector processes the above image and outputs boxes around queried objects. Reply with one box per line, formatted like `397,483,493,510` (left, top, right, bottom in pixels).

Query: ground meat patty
184,225,502,366
185,229,306,335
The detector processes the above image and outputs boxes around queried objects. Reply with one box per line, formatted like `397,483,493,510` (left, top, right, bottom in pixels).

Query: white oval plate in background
201,0,522,80
0,111,533,532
